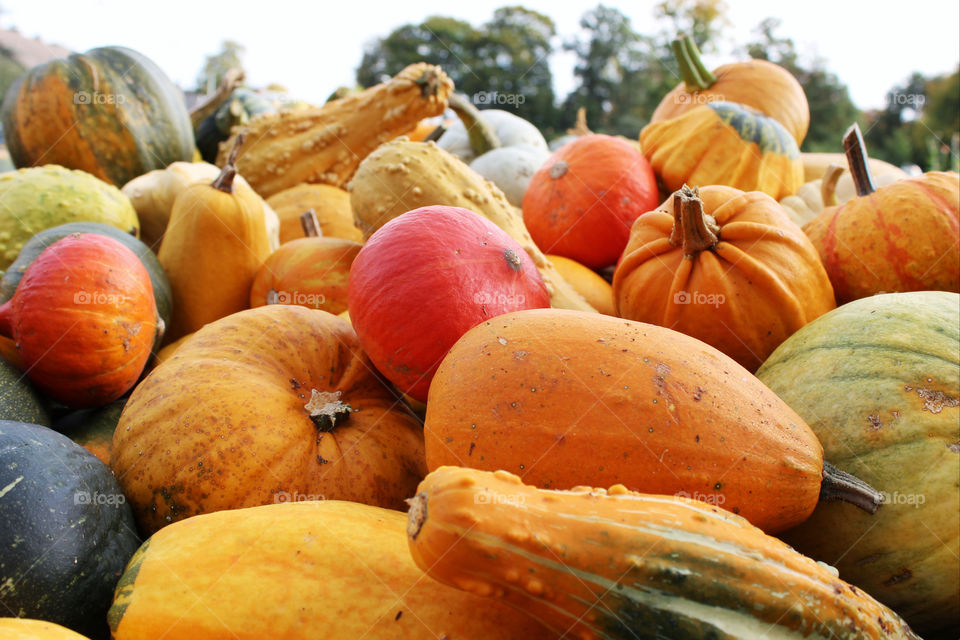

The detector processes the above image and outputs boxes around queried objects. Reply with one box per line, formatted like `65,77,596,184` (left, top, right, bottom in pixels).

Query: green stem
683,35,716,89
843,123,877,197
672,34,716,92
447,93,501,156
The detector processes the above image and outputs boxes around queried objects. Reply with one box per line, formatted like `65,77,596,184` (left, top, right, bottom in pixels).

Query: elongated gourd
407,466,921,640
349,139,596,312
158,136,272,342
216,63,453,197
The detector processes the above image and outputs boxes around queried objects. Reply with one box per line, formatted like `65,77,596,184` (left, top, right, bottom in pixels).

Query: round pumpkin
546,254,615,315
522,134,659,269
640,101,804,201
111,305,427,535
756,292,959,638
250,236,361,314
1,46,194,187
347,205,551,402
0,234,159,408
265,183,363,243
613,184,835,371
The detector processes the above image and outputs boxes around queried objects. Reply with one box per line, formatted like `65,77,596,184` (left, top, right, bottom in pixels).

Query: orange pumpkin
613,184,835,371
111,305,427,534
265,183,363,243
545,254,615,315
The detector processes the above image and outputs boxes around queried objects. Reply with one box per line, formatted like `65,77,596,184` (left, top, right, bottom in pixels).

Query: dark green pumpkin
0,222,172,339
1,46,194,187
0,355,50,425
55,395,127,465
0,420,141,639
195,88,277,163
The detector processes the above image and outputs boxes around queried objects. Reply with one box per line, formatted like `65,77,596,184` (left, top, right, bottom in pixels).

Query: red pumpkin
0,233,158,407
348,205,550,402
521,134,659,269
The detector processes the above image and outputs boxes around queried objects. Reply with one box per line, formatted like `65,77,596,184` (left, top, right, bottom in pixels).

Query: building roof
0,27,70,68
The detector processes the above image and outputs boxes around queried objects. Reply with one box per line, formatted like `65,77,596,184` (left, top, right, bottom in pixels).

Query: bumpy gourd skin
408,466,921,640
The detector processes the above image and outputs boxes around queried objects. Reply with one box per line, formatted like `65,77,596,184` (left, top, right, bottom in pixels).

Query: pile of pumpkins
0,37,957,640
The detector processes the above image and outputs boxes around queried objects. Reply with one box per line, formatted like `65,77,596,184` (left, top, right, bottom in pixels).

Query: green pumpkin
756,291,959,638
55,395,127,466
0,420,141,639
1,46,194,188
0,222,171,336
195,88,277,163
0,355,50,426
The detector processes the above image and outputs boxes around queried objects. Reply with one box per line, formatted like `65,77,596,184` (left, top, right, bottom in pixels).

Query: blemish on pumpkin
304,389,352,432
948,442,960,454
867,414,882,430
395,611,403,621
911,386,958,413
468,442,475,457
513,350,528,360
883,569,912,586
692,386,704,401
656,363,671,376
854,553,884,566
290,378,301,389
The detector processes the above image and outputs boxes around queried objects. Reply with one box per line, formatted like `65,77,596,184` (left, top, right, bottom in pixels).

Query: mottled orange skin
0,618,92,639
546,254,616,315
249,237,361,314
803,171,960,304
613,185,836,371
265,183,363,243
424,308,825,533
408,467,919,640
111,305,427,535
652,59,810,145
0,234,157,408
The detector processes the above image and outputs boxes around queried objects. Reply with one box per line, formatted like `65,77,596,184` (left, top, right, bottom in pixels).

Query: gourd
0,618,93,639
546,254,615,316
265,183,363,243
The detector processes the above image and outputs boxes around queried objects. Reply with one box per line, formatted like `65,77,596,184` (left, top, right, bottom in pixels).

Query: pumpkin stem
842,123,877,197
821,164,844,207
414,66,449,99
189,67,245,129
568,107,593,136
300,209,322,237
669,185,719,255
305,389,353,432
405,492,428,540
672,34,716,92
819,461,884,514
212,132,245,194
423,123,447,142
447,93,501,157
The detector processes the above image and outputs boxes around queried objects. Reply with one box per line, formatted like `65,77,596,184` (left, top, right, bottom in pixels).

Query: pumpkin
0,165,139,272
613,184,835,371
216,63,453,197
121,160,281,250
640,101,804,200
801,150,907,182
0,354,50,425
651,34,809,145
781,165,906,227
55,396,127,465
546,254,615,316
425,308,883,534
0,421,141,640
0,222,173,343
436,93,549,206
1,46,194,187
151,332,192,368
157,138,272,342
0,618,93,640
108,500,552,640
0,234,158,408
249,218,361,314
803,124,959,303
348,138,596,312
408,466,920,640
265,183,363,243
348,205,550,402
194,87,299,163
756,292,959,638
111,305,427,534
521,134,659,269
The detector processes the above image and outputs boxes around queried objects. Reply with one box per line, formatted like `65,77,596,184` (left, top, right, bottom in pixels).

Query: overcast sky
2,0,958,111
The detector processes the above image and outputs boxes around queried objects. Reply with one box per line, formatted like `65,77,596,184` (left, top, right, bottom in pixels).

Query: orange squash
265,183,363,243
546,254,615,315
111,305,427,534
0,618,93,639
424,308,882,533
613,184,835,371
407,467,920,640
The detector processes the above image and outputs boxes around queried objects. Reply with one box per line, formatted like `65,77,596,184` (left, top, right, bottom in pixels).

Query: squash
0,222,173,342
216,63,453,198
801,150,907,182
424,308,883,534
157,138,272,342
108,500,552,640
613,184,835,371
111,305,427,534
0,618,92,640
803,124,959,303
194,87,303,163
121,160,280,250
1,46,194,187
0,165,139,272
349,138,596,312
0,354,50,425
348,205,550,402
756,291,959,638
437,93,549,206
265,183,363,243
545,254,615,316
781,167,906,227
151,332,192,368
407,466,921,640
652,34,809,145
641,101,804,200
55,396,127,465
0,234,159,408
0,421,141,640
522,134,659,269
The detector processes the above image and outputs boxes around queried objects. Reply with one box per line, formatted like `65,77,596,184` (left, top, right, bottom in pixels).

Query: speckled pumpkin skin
111,305,427,535
756,292,960,638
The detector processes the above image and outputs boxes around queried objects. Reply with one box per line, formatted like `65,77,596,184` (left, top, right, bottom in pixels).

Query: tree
196,40,246,94
653,0,730,52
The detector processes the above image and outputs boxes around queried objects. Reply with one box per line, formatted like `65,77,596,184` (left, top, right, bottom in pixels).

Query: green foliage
0,45,25,107
195,40,246,94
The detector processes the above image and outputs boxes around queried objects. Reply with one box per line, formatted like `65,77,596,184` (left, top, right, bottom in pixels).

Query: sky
1,0,958,112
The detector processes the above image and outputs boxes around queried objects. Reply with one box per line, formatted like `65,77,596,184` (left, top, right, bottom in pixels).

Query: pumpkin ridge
710,243,804,322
